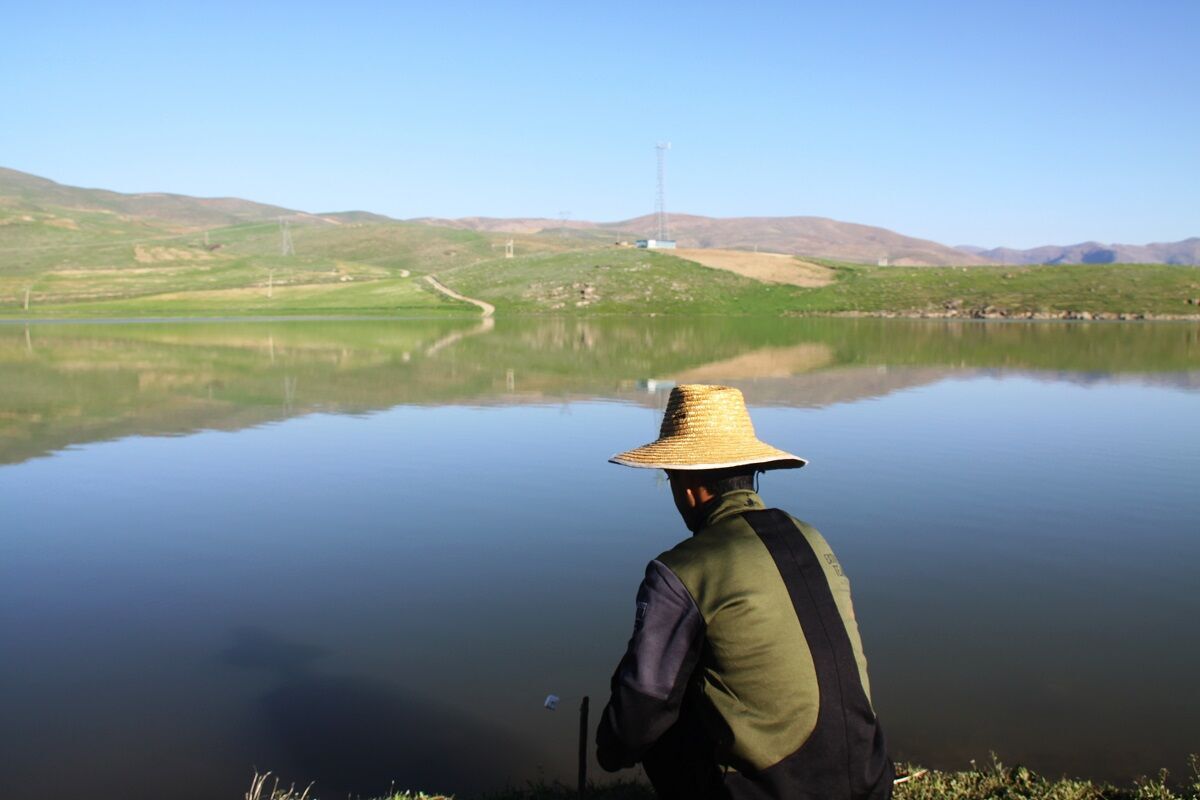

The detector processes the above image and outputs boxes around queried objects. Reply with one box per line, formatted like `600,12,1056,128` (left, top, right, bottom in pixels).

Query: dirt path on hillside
423,274,495,317
675,248,834,287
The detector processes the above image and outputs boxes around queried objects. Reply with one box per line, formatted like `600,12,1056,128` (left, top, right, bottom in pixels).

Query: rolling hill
419,214,1200,267
0,166,333,230
3,166,1199,319
410,213,991,266
959,239,1200,266
6,165,1197,266
0,166,564,316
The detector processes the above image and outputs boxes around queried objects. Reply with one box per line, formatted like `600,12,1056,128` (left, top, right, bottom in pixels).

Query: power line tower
557,210,571,238
655,141,671,241
279,217,295,256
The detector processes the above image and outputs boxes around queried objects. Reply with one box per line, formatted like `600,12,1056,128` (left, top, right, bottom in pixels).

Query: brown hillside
674,248,835,287
0,166,322,230
409,212,989,266
606,214,989,266
407,216,599,234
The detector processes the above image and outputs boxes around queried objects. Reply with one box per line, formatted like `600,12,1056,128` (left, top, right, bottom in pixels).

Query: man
597,384,893,799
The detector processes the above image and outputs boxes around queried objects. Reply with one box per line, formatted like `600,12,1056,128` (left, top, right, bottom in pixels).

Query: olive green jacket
596,490,891,799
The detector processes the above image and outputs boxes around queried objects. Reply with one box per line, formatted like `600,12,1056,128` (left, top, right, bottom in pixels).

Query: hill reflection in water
0,317,1198,800
2,317,1197,466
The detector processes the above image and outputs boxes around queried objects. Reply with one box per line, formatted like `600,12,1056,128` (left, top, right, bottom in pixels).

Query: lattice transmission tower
655,141,671,241
279,217,295,256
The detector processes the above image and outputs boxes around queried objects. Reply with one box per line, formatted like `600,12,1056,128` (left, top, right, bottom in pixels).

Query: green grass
0,211,578,317
3,205,1199,318
888,755,1200,800
786,261,1200,317
246,756,1200,800
437,248,803,315
434,248,1200,318
15,275,468,318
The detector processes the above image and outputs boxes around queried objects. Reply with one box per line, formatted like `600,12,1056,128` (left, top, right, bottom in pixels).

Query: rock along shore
815,302,1200,321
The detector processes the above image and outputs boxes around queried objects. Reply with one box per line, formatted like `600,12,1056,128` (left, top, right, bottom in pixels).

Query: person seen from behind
596,384,893,799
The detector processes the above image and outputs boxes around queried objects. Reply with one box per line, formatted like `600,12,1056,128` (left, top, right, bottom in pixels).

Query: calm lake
1,317,1198,799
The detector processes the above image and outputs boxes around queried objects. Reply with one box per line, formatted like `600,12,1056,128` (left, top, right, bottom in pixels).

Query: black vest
644,509,893,800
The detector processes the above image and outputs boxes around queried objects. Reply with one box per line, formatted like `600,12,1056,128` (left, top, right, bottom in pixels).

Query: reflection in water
0,317,1198,800
222,628,533,797
673,342,834,380
425,315,495,357
1,317,1197,466
224,626,327,677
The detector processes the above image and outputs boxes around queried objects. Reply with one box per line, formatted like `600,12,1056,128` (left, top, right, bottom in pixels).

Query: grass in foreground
247,756,1200,800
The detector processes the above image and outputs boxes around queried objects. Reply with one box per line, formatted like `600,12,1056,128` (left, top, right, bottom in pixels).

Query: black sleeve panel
596,559,704,772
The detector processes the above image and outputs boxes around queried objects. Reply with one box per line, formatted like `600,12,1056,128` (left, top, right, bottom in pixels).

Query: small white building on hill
636,239,677,249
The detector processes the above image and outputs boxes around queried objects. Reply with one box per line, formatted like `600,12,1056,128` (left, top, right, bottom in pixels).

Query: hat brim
609,438,807,471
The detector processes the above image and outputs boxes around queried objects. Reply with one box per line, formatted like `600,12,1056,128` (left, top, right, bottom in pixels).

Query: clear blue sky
2,0,1196,248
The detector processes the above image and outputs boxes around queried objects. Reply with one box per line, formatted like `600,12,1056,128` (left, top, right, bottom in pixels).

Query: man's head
608,384,805,531
609,385,806,473
668,467,758,531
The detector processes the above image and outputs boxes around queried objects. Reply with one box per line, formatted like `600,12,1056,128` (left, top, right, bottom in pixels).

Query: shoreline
248,755,1200,800
820,308,1200,321
1,312,1198,324
0,313,484,325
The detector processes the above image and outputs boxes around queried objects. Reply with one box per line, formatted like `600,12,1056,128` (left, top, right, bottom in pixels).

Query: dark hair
698,467,758,495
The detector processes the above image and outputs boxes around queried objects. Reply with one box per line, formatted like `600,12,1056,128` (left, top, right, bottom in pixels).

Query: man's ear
683,485,698,509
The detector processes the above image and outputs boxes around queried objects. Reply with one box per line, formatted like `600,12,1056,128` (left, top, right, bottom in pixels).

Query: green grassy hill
759,260,1200,318
0,165,581,317
433,248,1200,318
438,247,801,315
0,165,307,228
0,188,579,317
2,166,1198,319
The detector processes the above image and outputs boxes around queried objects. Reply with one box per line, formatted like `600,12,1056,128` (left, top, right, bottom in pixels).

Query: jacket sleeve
595,559,705,772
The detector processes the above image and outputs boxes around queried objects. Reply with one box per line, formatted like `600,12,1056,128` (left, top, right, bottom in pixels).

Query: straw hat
610,384,807,471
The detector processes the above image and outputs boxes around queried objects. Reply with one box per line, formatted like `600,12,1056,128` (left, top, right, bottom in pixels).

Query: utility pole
23,287,31,311
279,217,294,256
655,141,671,242
505,238,514,258
558,210,571,238
268,270,274,299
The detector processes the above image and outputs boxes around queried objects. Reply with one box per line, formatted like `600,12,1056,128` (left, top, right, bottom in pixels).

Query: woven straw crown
610,384,807,471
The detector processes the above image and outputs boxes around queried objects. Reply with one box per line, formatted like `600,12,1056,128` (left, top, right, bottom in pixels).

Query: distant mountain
409,216,586,234
957,239,1200,266
410,213,991,266
5,166,1196,265
319,210,400,224
0,166,336,229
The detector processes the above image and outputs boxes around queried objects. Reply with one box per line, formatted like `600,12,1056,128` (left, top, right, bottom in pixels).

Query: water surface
1,317,1198,798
